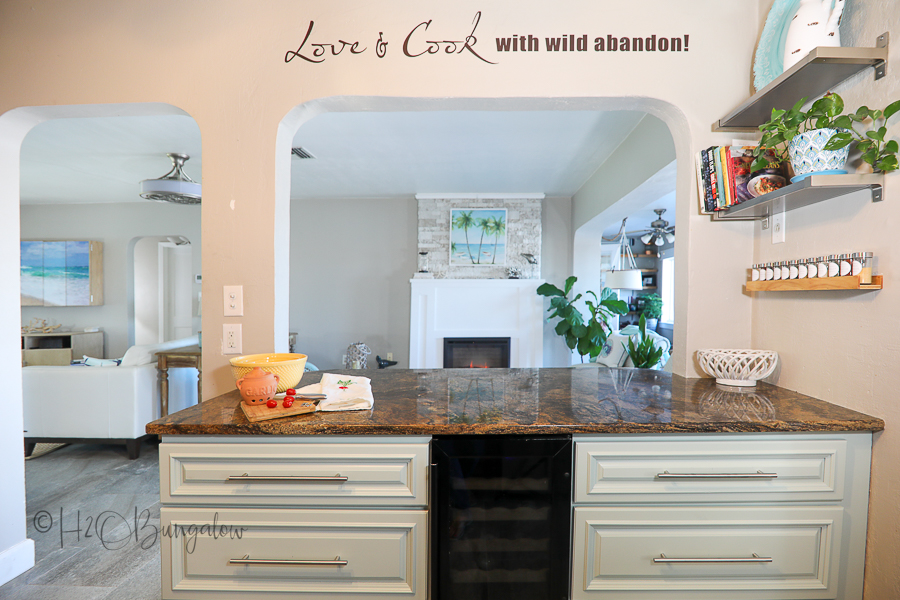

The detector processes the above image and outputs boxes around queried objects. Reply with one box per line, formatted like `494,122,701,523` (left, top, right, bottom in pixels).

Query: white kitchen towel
296,373,373,412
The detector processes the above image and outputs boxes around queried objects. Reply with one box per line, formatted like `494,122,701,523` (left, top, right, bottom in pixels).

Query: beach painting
21,241,91,306
450,209,507,266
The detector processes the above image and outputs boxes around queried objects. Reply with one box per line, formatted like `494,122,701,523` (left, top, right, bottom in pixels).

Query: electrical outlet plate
223,323,242,354
771,198,785,244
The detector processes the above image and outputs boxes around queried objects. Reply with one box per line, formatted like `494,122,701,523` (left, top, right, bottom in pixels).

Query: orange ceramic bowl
229,353,307,393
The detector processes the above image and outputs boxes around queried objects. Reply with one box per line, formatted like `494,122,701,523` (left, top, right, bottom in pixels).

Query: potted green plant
641,293,663,331
624,314,665,369
537,276,628,363
752,93,900,178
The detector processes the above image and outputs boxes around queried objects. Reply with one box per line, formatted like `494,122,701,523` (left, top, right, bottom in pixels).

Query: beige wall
3,1,898,596
749,5,900,597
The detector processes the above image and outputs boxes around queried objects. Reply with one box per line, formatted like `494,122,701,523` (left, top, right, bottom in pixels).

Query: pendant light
140,153,201,204
604,219,644,290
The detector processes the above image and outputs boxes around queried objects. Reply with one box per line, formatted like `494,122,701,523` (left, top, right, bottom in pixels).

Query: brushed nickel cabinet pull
653,552,772,564
226,473,349,482
656,470,777,479
229,554,348,566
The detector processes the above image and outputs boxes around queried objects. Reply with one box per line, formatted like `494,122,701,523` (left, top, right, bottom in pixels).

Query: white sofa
23,336,199,459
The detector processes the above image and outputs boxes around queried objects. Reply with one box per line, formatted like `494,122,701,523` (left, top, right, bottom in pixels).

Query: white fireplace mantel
409,279,545,369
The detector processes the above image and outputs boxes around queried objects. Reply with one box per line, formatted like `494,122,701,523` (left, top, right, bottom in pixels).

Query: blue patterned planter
788,128,850,179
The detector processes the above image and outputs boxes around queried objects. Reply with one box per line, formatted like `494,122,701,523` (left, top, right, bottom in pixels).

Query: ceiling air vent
291,147,315,159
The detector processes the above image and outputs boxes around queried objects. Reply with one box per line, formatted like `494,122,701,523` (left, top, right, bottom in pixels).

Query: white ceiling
18,109,674,234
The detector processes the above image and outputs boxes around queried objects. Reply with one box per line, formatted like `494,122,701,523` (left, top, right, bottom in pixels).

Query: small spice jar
751,264,760,282
764,262,774,281
797,258,808,279
838,253,852,277
816,256,828,278
772,261,782,280
805,257,817,278
851,252,873,284
826,254,840,277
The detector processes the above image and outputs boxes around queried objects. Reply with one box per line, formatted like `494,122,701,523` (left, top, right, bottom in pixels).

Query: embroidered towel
296,373,373,412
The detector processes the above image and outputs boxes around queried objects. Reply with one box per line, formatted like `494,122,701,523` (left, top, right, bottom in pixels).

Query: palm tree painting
450,209,507,266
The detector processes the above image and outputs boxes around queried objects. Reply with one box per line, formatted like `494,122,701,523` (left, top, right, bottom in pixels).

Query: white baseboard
0,538,35,586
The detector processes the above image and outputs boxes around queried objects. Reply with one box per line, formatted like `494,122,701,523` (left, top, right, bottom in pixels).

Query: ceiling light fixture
140,153,201,204
635,208,674,247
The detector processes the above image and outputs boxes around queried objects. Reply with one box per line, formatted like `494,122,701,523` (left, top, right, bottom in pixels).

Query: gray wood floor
0,441,162,600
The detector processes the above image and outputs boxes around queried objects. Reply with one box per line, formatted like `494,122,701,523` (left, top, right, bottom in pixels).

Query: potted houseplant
641,293,663,331
624,314,665,369
537,276,628,363
752,93,900,179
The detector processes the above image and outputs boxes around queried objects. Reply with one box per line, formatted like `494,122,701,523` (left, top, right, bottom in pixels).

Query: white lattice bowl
696,349,779,387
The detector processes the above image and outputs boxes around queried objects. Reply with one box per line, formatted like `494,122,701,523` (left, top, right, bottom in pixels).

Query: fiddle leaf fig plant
624,314,664,369
537,276,628,362
751,93,900,173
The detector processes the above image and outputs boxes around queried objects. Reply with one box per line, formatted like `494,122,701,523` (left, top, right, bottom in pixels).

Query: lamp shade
605,269,644,290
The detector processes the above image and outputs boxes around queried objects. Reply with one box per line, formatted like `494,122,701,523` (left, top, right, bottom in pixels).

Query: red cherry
283,399,294,408
285,389,296,396
266,399,278,408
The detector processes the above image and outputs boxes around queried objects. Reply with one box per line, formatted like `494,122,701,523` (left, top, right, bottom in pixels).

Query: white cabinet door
161,507,427,600
161,441,429,506
575,437,846,503
573,505,843,600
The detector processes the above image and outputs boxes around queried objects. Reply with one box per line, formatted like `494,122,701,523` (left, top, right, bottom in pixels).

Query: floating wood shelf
714,34,889,132
746,275,883,292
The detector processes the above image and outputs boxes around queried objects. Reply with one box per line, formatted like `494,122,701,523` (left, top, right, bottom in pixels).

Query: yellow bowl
229,353,307,393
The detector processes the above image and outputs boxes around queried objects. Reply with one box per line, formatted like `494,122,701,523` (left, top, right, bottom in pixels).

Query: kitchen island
148,368,883,600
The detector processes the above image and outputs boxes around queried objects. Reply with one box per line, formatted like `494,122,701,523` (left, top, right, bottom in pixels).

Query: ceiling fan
630,208,675,246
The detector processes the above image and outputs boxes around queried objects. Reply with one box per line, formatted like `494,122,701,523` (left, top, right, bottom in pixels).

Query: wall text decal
284,12,690,65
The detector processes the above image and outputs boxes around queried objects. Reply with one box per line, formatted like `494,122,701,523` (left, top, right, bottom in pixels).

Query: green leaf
832,115,853,130
883,99,900,121
555,320,571,336
549,296,568,309
563,276,577,295
564,334,578,350
877,155,899,172
570,323,588,338
856,106,869,119
823,132,853,150
536,282,565,297
867,129,885,141
863,148,879,166
885,140,899,154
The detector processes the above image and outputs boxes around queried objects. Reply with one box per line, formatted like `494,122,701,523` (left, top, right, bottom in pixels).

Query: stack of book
696,145,788,214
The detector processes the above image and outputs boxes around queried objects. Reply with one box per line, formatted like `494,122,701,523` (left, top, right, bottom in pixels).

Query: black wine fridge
431,435,573,600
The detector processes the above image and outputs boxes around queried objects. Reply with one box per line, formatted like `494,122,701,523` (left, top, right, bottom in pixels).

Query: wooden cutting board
240,399,317,422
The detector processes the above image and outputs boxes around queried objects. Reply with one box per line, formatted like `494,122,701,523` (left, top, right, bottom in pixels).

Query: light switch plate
771,198,785,244
224,285,243,316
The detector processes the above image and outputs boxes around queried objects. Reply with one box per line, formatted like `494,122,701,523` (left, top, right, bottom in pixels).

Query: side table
156,345,202,417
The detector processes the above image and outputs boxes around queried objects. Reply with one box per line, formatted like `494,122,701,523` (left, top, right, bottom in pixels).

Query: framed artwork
450,208,507,266
21,240,103,306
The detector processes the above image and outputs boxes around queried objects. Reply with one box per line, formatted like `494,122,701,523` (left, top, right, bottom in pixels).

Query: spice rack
746,275,883,292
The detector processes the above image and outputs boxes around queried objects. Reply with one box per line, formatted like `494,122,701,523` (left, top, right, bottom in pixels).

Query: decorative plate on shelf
753,0,801,92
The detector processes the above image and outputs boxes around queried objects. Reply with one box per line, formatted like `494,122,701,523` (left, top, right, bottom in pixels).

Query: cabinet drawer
575,437,846,503
573,505,843,600
161,507,427,599
160,441,429,506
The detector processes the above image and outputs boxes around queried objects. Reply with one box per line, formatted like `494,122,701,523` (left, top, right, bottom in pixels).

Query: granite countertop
146,368,884,436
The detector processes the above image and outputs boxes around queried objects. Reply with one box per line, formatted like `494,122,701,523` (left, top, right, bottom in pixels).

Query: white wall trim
0,538,35,587
415,193,545,200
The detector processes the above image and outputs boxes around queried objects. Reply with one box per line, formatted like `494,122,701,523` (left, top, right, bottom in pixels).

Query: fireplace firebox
443,337,510,369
